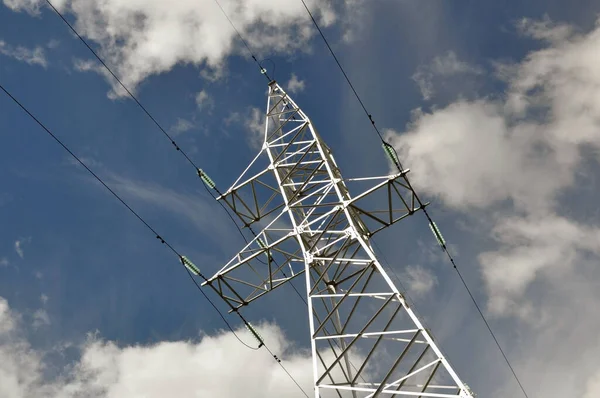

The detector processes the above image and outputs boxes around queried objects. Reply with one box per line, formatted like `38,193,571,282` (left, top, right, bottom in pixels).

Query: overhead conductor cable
298,1,531,397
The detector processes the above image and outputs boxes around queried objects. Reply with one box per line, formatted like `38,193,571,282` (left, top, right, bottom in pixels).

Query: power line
40,2,309,394
209,0,273,81
43,0,204,173
198,3,372,383
39,0,519,394
297,0,388,145
0,81,232,339
298,2,530,397
42,0,266,240
0,82,309,398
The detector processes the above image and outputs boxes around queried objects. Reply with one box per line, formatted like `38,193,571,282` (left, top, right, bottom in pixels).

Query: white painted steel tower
203,81,474,398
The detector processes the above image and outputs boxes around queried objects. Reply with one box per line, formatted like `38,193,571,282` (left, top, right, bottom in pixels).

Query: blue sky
2,0,600,397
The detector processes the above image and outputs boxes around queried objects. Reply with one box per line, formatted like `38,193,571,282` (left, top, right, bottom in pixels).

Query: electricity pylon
203,81,474,397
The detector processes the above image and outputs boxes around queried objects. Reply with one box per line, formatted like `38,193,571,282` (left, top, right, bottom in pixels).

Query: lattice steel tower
203,81,474,397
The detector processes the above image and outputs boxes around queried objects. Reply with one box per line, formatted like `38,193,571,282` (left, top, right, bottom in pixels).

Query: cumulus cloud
387,17,600,319
2,0,46,14
0,298,16,333
0,296,368,398
4,0,342,97
0,39,47,67
286,73,306,94
480,214,600,316
412,51,483,100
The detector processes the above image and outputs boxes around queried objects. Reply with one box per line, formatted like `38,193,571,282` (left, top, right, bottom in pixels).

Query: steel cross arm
201,81,475,398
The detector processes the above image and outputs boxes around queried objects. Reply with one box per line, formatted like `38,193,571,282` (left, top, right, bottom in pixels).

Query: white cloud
286,73,305,94
14,237,31,259
387,100,572,214
584,369,600,398
0,298,16,333
517,16,574,44
104,173,236,253
73,58,97,72
387,17,600,319
412,51,483,100
246,107,264,150
339,0,367,43
479,214,600,317
402,265,437,297
227,107,264,150
40,294,49,305
46,39,60,49
195,89,214,112
0,295,368,398
32,309,50,329
0,39,47,67
0,258,8,267
169,118,194,136
1,0,47,14
5,0,341,97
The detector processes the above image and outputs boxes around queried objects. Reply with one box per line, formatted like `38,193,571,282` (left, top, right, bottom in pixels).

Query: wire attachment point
382,142,400,167
198,168,217,189
428,221,446,247
245,322,264,348
180,255,201,276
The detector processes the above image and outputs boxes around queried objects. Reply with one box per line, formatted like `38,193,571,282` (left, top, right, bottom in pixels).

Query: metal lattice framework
204,81,474,397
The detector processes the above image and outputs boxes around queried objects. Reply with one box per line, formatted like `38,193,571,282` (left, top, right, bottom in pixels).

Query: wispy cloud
0,258,8,267
402,265,438,297
32,308,50,329
105,173,236,253
412,51,483,100
169,118,195,136
14,237,31,259
225,107,264,150
286,73,306,94
0,39,47,67
46,39,60,49
195,90,214,112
